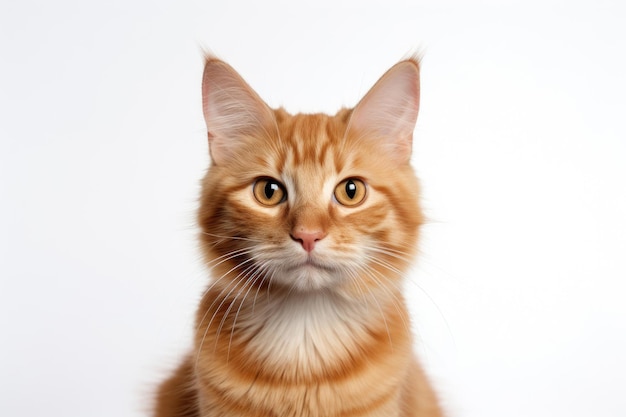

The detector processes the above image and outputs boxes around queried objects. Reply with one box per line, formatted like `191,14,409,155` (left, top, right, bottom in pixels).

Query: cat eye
253,178,287,206
334,178,367,207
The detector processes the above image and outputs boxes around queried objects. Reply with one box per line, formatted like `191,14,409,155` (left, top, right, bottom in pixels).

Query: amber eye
334,178,367,207
253,178,287,206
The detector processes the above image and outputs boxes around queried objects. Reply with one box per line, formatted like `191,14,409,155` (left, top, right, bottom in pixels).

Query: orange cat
154,56,444,417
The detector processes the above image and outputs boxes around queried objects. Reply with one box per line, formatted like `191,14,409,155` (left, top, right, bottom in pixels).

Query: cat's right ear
202,57,276,165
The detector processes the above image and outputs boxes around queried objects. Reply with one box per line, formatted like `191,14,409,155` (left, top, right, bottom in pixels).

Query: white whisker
195,258,260,368
226,261,272,360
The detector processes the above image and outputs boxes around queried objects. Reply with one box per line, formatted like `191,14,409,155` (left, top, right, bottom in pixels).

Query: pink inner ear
347,60,420,163
202,58,276,165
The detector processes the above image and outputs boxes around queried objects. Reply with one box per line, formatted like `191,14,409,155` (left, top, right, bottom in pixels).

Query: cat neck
223,286,406,375
196,281,409,370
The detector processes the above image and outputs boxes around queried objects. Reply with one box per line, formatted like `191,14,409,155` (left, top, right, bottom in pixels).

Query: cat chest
240,294,380,370
197,294,408,417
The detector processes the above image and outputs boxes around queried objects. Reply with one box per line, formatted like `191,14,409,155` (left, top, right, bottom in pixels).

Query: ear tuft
202,57,276,165
347,59,420,164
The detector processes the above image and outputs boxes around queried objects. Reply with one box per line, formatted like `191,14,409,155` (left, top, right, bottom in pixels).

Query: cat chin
271,263,345,293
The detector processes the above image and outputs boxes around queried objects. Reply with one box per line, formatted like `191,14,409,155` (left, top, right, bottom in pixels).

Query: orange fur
154,57,444,417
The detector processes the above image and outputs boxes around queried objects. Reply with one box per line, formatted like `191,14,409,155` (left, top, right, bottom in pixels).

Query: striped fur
154,57,444,417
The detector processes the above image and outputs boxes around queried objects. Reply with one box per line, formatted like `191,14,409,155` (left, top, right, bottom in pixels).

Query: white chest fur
238,291,378,374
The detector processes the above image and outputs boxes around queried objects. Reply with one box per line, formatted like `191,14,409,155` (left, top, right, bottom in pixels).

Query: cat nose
290,229,327,253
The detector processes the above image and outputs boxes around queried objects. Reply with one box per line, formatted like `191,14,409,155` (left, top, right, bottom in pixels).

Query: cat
154,56,444,417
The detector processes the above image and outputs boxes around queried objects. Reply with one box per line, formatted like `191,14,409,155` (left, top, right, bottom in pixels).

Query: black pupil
265,182,279,199
345,181,357,199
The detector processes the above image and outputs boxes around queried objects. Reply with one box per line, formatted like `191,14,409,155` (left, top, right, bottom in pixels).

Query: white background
1,1,625,416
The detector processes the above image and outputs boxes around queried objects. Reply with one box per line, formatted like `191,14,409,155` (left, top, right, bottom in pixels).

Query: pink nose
291,230,326,253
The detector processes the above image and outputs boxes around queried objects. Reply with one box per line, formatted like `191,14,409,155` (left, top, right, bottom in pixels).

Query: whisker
194,258,260,368
214,267,259,357
404,272,456,351
341,267,370,314
202,231,264,243
206,247,255,267
350,262,410,337
195,255,257,335
350,265,394,349
226,261,272,360
363,254,404,276
364,245,413,262
363,248,454,350
193,247,256,312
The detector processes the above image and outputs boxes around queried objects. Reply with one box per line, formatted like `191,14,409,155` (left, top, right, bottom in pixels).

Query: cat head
198,57,423,296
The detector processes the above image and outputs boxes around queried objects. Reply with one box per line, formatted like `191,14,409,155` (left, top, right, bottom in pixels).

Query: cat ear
202,57,276,165
346,59,420,164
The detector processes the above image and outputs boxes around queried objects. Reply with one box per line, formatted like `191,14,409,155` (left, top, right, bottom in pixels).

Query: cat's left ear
346,58,420,164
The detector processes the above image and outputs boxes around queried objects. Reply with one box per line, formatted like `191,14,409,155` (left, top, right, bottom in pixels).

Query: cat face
198,58,423,295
